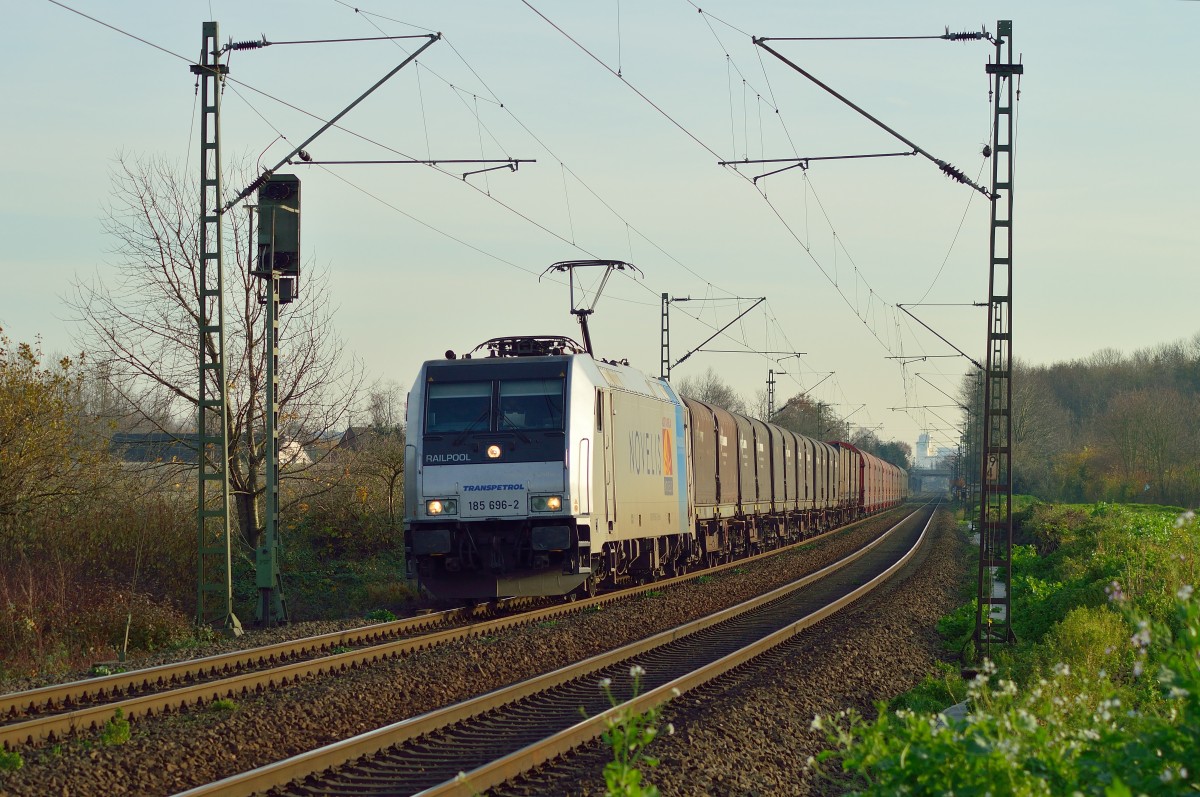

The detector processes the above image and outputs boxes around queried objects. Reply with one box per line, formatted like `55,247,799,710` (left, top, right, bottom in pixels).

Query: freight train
404,335,907,600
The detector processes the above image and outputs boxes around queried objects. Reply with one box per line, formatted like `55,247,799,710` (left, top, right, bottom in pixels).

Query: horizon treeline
992,333,1200,505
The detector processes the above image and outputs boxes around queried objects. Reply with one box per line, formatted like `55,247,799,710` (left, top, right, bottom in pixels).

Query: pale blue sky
3,1,1198,451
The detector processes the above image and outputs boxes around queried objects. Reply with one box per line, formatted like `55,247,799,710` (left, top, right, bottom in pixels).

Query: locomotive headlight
426,498,457,516
531,494,563,512
487,444,502,459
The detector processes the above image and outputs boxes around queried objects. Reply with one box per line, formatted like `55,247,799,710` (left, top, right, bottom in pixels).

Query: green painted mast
193,21,241,635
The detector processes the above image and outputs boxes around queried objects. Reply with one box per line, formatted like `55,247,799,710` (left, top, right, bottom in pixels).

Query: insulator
943,29,985,42
229,36,270,51
939,162,968,184
244,171,272,197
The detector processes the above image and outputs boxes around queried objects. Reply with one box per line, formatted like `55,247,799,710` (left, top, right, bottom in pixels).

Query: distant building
337,425,405,453
111,431,315,468
915,432,953,470
280,440,312,469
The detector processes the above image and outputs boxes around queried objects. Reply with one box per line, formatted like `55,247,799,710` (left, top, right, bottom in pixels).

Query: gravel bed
0,619,377,696
0,510,941,796
495,509,968,796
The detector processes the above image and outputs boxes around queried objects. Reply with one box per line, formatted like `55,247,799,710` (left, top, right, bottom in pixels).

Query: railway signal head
256,174,301,302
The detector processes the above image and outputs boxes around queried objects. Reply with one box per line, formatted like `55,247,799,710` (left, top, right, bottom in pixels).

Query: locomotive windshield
426,382,492,433
424,376,565,433
500,379,564,430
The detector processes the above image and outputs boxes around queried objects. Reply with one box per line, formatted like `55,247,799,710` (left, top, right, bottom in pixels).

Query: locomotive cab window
499,378,564,431
426,381,491,433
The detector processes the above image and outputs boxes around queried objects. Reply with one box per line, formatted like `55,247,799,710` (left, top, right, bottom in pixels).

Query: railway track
0,602,528,748
0,513,891,750
174,502,936,797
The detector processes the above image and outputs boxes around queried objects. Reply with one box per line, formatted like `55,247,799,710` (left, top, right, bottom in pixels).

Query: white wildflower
629,664,646,678
1168,686,1189,700
599,677,612,689
1132,622,1151,649
1134,660,1145,677
810,714,824,731
1053,662,1071,677
1177,584,1194,601
666,723,675,736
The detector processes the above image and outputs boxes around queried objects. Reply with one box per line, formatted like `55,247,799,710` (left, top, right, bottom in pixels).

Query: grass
365,607,398,622
0,748,23,772
88,663,126,677
99,708,131,747
886,662,967,714
812,503,1200,795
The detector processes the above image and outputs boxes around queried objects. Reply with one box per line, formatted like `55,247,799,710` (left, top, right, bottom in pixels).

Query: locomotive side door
600,388,618,528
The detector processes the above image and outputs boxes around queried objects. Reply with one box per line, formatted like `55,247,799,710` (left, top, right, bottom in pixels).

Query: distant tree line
964,334,1200,506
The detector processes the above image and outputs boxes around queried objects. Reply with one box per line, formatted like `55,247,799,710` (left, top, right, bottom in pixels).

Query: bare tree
350,381,408,527
69,153,363,552
674,366,748,415
365,379,406,430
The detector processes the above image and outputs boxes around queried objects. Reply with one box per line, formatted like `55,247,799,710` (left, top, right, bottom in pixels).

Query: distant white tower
915,432,937,469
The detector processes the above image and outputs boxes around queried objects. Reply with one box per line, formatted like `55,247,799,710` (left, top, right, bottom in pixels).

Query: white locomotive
405,335,691,599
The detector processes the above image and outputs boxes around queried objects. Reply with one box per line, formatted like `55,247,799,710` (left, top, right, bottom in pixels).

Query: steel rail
0,510,895,748
171,503,934,797
0,607,483,718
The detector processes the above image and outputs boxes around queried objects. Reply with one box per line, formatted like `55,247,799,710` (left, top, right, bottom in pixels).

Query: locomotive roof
420,347,679,405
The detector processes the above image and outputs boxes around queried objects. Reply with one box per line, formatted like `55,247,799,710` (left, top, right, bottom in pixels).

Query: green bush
812,506,1200,795
936,599,976,652
1038,605,1130,683
815,590,1199,794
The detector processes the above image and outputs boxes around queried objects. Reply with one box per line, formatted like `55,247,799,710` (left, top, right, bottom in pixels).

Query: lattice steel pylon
192,22,242,634
974,20,1022,654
